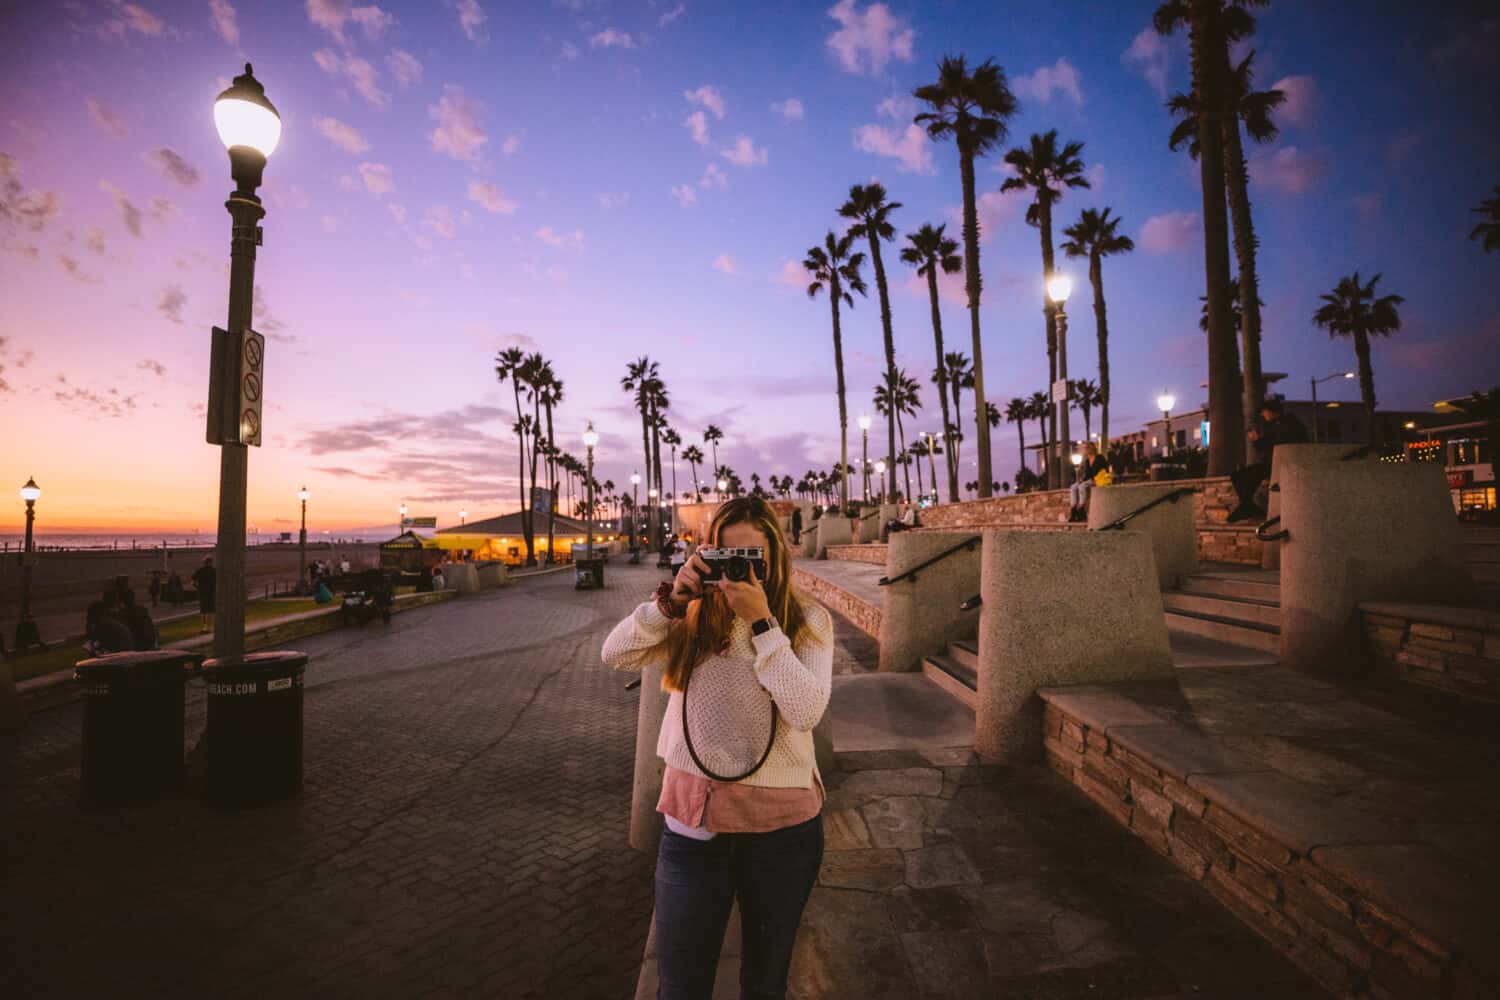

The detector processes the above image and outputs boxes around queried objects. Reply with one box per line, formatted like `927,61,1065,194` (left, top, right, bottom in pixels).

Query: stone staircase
920,638,978,709
1161,570,1282,655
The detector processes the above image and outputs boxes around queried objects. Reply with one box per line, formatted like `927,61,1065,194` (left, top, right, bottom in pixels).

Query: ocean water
0,530,394,552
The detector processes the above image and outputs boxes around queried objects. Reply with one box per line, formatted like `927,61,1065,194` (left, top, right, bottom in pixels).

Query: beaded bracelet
654,581,687,620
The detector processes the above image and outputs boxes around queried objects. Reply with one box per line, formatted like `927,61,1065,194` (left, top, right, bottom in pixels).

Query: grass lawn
4,598,327,684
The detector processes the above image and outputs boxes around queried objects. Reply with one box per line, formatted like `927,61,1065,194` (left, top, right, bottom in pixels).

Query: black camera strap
680,667,779,783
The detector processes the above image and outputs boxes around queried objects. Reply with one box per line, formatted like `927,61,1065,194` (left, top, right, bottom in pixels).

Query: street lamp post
858,414,872,503
210,64,281,660
630,472,640,553
297,486,308,593
582,423,599,564
923,432,939,503
14,477,43,651
874,461,887,504
717,477,728,499
1047,273,1074,491
1157,392,1177,458
1309,371,1356,443
398,502,408,535
459,508,467,526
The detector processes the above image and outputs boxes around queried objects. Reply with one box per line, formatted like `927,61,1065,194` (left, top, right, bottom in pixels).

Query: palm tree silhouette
1026,390,1052,484
621,357,662,546
703,424,724,486
901,222,963,502
1069,378,1102,443
495,346,535,563
1312,272,1404,446
662,427,681,510
914,55,1019,498
840,182,903,501
1471,185,1500,252
1061,206,1133,449
1170,48,1283,432
1002,129,1091,487
939,351,973,473
682,444,704,501
805,230,868,511
1005,397,1029,478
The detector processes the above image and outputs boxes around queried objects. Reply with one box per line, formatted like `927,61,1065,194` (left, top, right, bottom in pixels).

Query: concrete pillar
1087,483,1198,589
1278,455,1474,675
877,531,981,673
854,509,881,544
630,663,670,852
876,504,898,542
815,517,851,559
975,531,1174,762
1261,444,1369,570
443,562,479,593
801,521,820,559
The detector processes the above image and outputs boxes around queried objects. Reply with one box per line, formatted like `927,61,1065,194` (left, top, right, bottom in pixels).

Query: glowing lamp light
20,477,41,503
717,478,728,491
1403,421,1416,430
582,422,599,449
1046,272,1073,305
649,488,658,498
630,472,641,485
875,460,886,475
1070,453,1083,467
1343,372,1355,379
297,486,309,502
1156,392,1176,415
214,64,281,158
858,414,872,431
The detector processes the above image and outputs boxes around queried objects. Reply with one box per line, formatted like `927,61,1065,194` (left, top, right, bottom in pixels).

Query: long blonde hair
641,497,809,692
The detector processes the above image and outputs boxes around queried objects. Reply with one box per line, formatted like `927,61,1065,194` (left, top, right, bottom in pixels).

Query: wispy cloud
51,375,140,418
1123,26,1173,96
720,135,768,167
772,98,805,122
424,204,456,239
315,117,371,154
589,28,636,50
1,154,60,233
1013,57,1084,106
456,0,487,42
712,254,738,275
1249,145,1326,194
86,97,128,138
684,110,711,147
467,180,516,215
387,49,423,88
157,283,187,323
1271,75,1318,128
313,48,388,108
659,3,686,27
208,0,238,44
356,161,395,195
1139,211,1199,253
98,1,165,39
535,226,584,251
145,147,200,187
138,359,167,377
685,85,726,119
825,0,913,76
429,86,488,163
306,0,394,44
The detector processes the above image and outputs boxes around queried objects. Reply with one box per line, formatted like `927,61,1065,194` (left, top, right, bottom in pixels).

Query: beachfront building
434,509,619,566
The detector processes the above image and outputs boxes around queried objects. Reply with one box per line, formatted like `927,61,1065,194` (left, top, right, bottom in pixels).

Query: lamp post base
12,617,47,654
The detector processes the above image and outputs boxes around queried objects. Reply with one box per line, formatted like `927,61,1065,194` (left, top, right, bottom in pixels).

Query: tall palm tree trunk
951,378,964,471
1015,421,1026,473
1039,199,1060,488
638,411,652,544
1221,118,1266,433
651,418,663,545
913,443,925,498
926,268,959,502
544,401,557,563
1190,3,1245,474
1354,330,1377,446
1089,252,1111,449
895,407,911,501
510,383,533,563
959,151,993,497
829,294,850,511
867,235,899,500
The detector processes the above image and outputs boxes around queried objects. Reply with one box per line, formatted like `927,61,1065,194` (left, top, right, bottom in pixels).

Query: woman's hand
718,564,772,624
669,553,711,610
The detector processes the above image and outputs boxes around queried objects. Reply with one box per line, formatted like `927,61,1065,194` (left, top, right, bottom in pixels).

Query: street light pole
1157,392,1177,459
924,432,938,501
583,422,599,564
1047,274,1074,493
874,461,887,504
858,414,872,503
14,477,42,651
630,472,640,553
297,486,308,593
210,64,280,660
1309,371,1356,443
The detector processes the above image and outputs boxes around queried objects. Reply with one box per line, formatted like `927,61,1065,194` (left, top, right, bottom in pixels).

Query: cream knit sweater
602,598,833,789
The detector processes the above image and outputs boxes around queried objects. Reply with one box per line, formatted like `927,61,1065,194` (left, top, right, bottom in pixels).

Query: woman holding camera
602,497,832,1000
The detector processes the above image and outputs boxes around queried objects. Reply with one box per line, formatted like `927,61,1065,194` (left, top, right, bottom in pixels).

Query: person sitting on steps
1227,397,1308,523
1069,441,1111,522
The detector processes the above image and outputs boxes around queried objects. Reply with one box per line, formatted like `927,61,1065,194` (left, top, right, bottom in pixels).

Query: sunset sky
1,0,1497,535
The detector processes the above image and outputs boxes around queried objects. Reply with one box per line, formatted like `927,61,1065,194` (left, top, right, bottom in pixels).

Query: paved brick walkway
2,565,671,999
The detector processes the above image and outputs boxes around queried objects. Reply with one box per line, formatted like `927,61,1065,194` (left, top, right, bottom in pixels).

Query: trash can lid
75,649,198,681
201,650,309,678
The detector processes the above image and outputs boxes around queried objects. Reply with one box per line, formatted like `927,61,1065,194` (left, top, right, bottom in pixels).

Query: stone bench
1039,679,1500,999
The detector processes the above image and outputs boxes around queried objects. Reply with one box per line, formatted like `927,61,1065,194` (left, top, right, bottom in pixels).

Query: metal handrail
877,536,979,586
1255,516,1288,543
1096,487,1196,532
960,594,982,611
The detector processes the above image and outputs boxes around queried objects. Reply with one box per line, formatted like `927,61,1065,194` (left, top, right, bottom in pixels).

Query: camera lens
726,556,750,582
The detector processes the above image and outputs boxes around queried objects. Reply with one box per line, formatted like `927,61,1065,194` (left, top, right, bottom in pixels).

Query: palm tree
805,229,869,510
622,357,661,546
939,351,973,471
1199,275,1264,336
1312,272,1404,446
914,55,1019,498
1155,0,1254,474
648,384,669,537
682,444,704,501
494,346,535,563
1060,206,1133,450
1001,129,1091,486
1004,397,1029,479
703,424,724,486
840,182,903,500
520,353,550,563
1069,378,1102,443
873,370,923,503
1170,48,1283,433
1026,390,1051,483
536,366,564,563
662,427,682,511
1471,185,1500,252
901,222,963,502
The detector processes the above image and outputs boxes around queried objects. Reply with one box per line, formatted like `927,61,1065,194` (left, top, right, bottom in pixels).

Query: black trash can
74,650,196,807
201,651,307,807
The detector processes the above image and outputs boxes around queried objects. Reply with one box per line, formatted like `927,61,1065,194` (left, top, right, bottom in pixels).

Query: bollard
1087,483,1198,589
975,531,1174,762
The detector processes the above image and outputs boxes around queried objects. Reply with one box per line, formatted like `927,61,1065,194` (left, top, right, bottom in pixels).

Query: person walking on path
191,557,216,635
602,497,832,1000
789,507,802,545
1227,397,1308,523
1069,441,1110,522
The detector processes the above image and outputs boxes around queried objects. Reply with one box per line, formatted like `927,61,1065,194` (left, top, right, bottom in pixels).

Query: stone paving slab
828,673,975,753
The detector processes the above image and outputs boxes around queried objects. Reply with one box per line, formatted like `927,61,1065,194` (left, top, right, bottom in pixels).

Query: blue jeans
654,814,824,1000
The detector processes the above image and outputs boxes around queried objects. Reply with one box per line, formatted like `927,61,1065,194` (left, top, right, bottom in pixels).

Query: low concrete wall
475,562,510,589
792,567,881,639
1263,444,1371,570
442,562,480,593
1361,601,1500,703
800,521,820,559
825,544,887,565
974,531,1174,761
815,517,851,559
877,532,980,673
1087,484,1198,589
630,663,669,852
1279,455,1474,675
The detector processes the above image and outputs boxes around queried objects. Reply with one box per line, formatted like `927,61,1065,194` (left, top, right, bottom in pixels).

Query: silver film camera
698,546,768,583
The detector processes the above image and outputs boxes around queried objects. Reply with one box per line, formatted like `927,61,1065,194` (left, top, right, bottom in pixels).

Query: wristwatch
750,616,778,637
